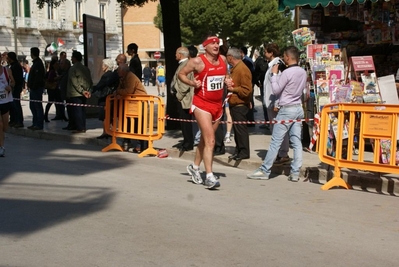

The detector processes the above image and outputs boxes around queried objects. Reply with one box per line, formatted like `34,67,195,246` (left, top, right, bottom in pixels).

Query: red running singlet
191,54,227,121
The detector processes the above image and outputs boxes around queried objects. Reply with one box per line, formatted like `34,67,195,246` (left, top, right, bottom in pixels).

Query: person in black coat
127,43,142,81
7,52,24,128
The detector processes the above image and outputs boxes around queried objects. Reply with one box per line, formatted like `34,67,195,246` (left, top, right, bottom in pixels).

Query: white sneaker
0,146,5,157
205,175,220,189
224,136,231,143
187,164,203,184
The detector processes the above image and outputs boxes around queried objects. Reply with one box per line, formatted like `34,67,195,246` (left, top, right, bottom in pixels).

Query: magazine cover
292,27,313,51
349,80,364,103
316,79,330,94
331,83,352,103
361,73,381,103
317,93,330,113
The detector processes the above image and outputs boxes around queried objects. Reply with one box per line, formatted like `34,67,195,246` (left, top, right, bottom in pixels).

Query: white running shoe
204,175,220,189
187,164,203,184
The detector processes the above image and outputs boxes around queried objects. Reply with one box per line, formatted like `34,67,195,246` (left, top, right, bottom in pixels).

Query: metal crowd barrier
102,94,165,157
318,103,399,190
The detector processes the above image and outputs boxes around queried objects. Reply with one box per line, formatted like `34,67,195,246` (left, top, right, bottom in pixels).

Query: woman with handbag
92,58,118,139
44,59,59,122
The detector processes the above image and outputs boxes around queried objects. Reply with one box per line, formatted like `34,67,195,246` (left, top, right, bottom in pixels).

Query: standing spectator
66,51,92,134
253,48,269,128
126,43,142,81
59,59,72,129
44,59,59,122
178,36,229,189
247,46,307,182
59,51,67,62
187,45,198,59
0,64,15,156
172,46,194,152
263,43,291,165
27,47,45,131
156,61,166,97
52,57,69,121
22,60,30,98
142,64,151,86
240,46,256,127
151,67,156,86
226,47,253,160
7,52,24,128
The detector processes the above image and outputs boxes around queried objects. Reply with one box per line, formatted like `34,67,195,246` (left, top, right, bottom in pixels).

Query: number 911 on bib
207,75,225,91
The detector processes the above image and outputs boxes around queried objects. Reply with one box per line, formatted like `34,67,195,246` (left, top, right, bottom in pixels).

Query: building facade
0,0,123,62
123,0,164,68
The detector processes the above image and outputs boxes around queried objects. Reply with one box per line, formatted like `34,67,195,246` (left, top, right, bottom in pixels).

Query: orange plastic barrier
318,103,399,190
102,94,165,157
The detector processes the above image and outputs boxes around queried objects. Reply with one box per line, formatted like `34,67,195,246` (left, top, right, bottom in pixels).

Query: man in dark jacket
7,52,24,128
253,51,269,127
143,64,151,86
127,43,142,81
27,47,45,130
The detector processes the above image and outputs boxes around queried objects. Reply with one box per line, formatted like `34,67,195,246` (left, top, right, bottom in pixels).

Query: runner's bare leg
193,109,220,174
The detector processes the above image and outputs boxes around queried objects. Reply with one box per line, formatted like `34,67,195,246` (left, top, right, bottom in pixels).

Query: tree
154,0,294,50
37,0,182,130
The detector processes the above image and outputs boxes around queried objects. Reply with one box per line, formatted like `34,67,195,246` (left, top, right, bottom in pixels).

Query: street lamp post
12,0,18,55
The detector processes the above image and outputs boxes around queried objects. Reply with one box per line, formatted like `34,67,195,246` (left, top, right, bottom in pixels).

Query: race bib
206,75,224,91
0,93,6,99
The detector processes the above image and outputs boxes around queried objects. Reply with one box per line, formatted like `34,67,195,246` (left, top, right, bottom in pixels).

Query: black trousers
230,105,250,158
10,89,23,124
178,103,194,149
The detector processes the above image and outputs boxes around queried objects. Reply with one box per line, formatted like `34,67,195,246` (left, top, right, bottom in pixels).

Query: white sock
192,164,199,170
225,132,230,138
206,173,214,179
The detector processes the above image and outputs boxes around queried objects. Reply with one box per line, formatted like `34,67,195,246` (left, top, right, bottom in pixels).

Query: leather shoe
30,126,43,131
72,130,86,134
51,116,63,121
233,156,249,161
179,147,193,152
96,133,111,139
62,126,77,130
228,154,238,160
214,150,225,156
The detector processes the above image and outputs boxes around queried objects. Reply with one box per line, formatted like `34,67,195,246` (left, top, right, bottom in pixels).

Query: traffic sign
154,51,161,60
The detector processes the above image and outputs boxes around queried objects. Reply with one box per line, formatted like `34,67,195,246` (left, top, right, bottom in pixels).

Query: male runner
178,36,230,189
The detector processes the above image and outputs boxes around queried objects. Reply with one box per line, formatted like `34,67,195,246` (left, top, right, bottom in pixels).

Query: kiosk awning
278,0,378,11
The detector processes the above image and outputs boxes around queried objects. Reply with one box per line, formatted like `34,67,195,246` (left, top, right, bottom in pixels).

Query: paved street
1,135,398,266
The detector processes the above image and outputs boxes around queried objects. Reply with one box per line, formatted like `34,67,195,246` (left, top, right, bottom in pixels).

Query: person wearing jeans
247,46,307,182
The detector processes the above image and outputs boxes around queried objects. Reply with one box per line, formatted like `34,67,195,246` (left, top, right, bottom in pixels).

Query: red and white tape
16,98,316,126
16,98,103,108
164,115,314,125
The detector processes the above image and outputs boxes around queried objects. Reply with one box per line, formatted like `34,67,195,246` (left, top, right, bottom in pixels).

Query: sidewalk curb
7,127,398,196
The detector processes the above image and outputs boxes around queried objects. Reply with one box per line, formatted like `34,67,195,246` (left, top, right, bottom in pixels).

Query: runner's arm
178,57,201,88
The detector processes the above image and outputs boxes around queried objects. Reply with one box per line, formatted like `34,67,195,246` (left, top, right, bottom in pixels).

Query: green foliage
154,4,163,32
153,0,294,49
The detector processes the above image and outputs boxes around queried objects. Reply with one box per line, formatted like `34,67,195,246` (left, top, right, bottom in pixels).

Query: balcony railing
106,24,120,34
0,16,11,27
17,17,38,29
37,19,73,31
